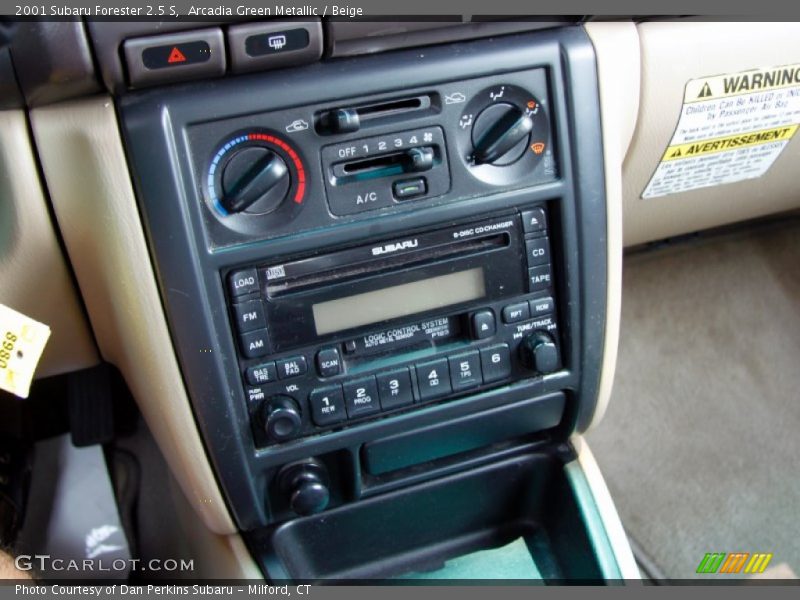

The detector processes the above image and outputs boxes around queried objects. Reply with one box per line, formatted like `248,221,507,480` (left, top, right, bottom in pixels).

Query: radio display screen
312,268,486,336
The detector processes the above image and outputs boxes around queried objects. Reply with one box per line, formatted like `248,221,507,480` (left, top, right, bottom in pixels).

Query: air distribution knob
262,395,302,443
277,459,331,517
520,331,560,375
219,146,290,214
471,103,534,166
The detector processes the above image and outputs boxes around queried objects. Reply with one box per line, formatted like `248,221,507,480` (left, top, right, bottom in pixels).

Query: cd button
471,310,496,340
415,358,452,401
376,368,414,410
316,347,342,377
343,377,380,418
277,356,307,379
525,237,550,267
480,344,512,383
309,385,346,426
448,352,482,391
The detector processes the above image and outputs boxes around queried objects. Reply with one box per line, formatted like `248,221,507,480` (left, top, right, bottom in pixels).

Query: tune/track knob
520,331,560,374
471,103,533,166
219,147,290,214
262,395,302,442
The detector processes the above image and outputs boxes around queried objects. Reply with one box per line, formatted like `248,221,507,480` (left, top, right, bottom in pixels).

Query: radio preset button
521,208,547,233
246,362,277,386
529,296,555,317
240,329,270,358
277,356,307,379
316,347,342,377
525,237,550,267
449,352,482,391
502,302,530,324
480,344,512,383
228,268,259,297
528,265,553,292
415,358,452,401
232,299,266,333
309,385,346,426
376,368,414,410
343,377,381,418
471,310,496,340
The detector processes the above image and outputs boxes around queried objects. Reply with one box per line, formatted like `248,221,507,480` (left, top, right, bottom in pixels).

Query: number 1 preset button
309,385,346,426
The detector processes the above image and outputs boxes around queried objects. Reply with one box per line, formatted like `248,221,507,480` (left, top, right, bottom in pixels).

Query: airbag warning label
642,63,800,199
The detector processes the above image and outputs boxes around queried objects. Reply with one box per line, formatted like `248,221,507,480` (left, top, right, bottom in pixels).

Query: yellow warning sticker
643,63,800,199
0,304,51,399
662,125,798,161
684,64,800,103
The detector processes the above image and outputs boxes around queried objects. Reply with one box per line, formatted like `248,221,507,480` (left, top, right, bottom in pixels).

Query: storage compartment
249,451,621,581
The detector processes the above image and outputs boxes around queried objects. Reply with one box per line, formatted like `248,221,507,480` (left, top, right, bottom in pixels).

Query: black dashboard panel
120,26,606,531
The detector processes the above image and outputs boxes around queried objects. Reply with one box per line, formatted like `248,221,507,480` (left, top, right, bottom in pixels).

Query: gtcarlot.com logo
14,555,194,573
696,552,773,575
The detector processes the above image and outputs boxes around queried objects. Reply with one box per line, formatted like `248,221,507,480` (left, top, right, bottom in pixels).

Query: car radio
225,209,560,447
121,28,607,529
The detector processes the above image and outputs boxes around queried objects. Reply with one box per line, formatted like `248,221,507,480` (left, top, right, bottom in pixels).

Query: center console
120,25,614,579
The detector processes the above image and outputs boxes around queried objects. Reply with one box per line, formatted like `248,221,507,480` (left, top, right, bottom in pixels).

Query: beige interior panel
583,21,640,430
30,97,236,535
624,21,800,246
0,110,99,378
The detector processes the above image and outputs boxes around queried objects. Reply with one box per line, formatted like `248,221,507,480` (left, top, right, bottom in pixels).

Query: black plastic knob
277,459,330,516
471,103,533,166
520,331,560,374
262,396,302,442
220,147,290,214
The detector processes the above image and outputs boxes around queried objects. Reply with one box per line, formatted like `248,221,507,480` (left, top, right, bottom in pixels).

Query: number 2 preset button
343,376,380,418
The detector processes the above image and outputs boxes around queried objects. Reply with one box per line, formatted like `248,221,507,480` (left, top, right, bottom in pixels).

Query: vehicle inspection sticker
0,304,51,398
642,64,800,198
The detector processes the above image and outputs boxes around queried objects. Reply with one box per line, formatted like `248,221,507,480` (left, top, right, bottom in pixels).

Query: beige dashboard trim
583,22,641,430
624,21,800,246
0,110,99,378
571,435,640,579
30,97,236,535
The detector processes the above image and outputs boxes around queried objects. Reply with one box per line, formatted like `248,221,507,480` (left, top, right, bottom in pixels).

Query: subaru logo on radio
371,239,419,256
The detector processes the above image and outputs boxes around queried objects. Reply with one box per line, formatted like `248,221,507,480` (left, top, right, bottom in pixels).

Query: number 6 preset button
343,376,380,418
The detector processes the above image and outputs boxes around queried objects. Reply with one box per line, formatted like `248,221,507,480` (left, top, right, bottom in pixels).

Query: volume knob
262,395,302,442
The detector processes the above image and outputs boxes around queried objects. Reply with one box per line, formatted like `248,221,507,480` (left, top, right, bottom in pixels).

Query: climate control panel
188,68,555,249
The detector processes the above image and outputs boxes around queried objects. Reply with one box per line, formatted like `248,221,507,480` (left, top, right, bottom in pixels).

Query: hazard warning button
123,28,226,88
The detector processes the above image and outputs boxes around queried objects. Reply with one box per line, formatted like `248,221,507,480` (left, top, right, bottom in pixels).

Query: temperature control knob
219,147,290,215
262,395,302,442
471,103,533,166
520,331,560,375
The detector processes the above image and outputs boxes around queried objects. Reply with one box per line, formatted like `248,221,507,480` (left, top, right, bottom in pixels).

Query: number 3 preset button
343,376,380,418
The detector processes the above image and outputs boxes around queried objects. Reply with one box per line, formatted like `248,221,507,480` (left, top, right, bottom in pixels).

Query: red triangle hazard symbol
167,47,186,64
